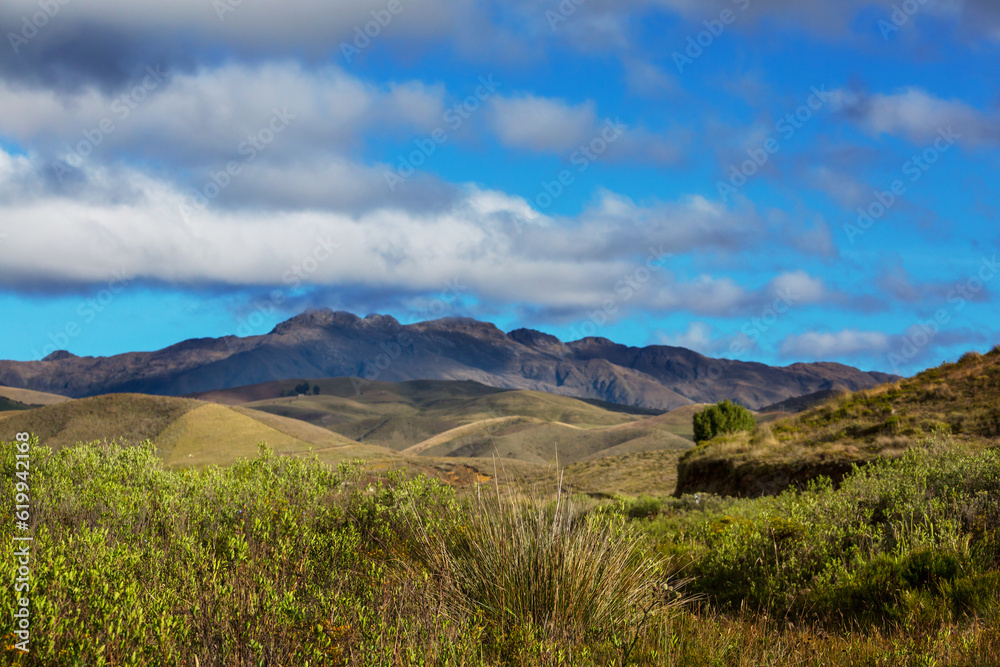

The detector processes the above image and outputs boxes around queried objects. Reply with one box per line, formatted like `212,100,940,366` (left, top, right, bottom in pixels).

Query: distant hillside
197,377,698,465
0,385,69,406
0,309,895,411
0,396,32,412
759,389,849,413
0,394,384,467
677,347,1000,497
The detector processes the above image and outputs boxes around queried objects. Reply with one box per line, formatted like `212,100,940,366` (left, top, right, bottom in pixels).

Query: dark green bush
901,549,961,591
692,400,756,443
844,554,906,618
948,572,1000,617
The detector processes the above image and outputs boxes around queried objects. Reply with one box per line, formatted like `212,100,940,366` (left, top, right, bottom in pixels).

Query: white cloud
0,62,447,169
0,146,832,320
489,94,598,153
546,191,760,259
658,322,713,352
779,329,890,358
836,87,999,147
769,270,827,304
0,0,469,54
623,60,676,97
488,93,684,164
809,167,871,209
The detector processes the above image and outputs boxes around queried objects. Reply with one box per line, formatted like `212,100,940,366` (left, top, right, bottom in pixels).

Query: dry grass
399,471,684,646
686,348,1000,473
0,393,203,449
0,385,71,406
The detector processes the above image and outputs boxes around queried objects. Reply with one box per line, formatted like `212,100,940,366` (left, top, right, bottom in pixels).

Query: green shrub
947,572,1000,618
843,554,907,619
645,444,1000,626
622,494,664,520
901,548,961,591
6,434,1000,664
692,400,756,443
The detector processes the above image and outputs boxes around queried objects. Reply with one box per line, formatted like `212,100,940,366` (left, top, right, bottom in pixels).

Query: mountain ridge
0,308,895,410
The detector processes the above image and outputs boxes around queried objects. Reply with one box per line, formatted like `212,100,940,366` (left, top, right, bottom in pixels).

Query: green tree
312,385,321,395
692,399,756,442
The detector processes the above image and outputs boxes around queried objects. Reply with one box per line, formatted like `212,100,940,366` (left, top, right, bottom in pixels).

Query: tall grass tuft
401,468,680,645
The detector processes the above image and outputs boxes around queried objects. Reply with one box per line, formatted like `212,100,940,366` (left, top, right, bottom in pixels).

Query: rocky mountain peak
507,328,565,349
271,308,362,334
42,350,78,361
421,317,506,337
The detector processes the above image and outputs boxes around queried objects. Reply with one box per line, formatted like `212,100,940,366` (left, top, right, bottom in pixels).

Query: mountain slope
677,347,1000,497
0,309,894,410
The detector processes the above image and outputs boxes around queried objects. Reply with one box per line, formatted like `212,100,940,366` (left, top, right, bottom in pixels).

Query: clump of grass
752,422,778,449
400,470,682,646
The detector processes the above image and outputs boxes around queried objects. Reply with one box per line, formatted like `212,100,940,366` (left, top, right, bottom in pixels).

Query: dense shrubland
2,435,999,665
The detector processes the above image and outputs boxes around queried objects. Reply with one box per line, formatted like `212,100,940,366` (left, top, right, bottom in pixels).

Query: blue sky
0,0,997,375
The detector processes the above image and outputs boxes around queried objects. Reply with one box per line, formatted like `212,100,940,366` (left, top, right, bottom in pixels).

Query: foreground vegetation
3,435,1000,665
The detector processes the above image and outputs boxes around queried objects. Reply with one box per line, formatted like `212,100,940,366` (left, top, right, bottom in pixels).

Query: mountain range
0,309,896,410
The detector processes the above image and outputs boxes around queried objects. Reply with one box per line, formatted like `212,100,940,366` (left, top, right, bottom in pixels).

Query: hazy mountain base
2,438,998,666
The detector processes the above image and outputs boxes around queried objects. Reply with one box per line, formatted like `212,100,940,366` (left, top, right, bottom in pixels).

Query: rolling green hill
201,378,697,466
0,393,389,468
677,347,1000,497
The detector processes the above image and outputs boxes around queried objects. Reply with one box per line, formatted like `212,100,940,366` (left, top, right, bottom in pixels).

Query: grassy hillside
0,384,70,406
0,393,204,448
0,393,392,469
0,389,693,496
408,415,693,464
201,378,697,467
678,347,1000,496
0,396,33,412
190,377,504,407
